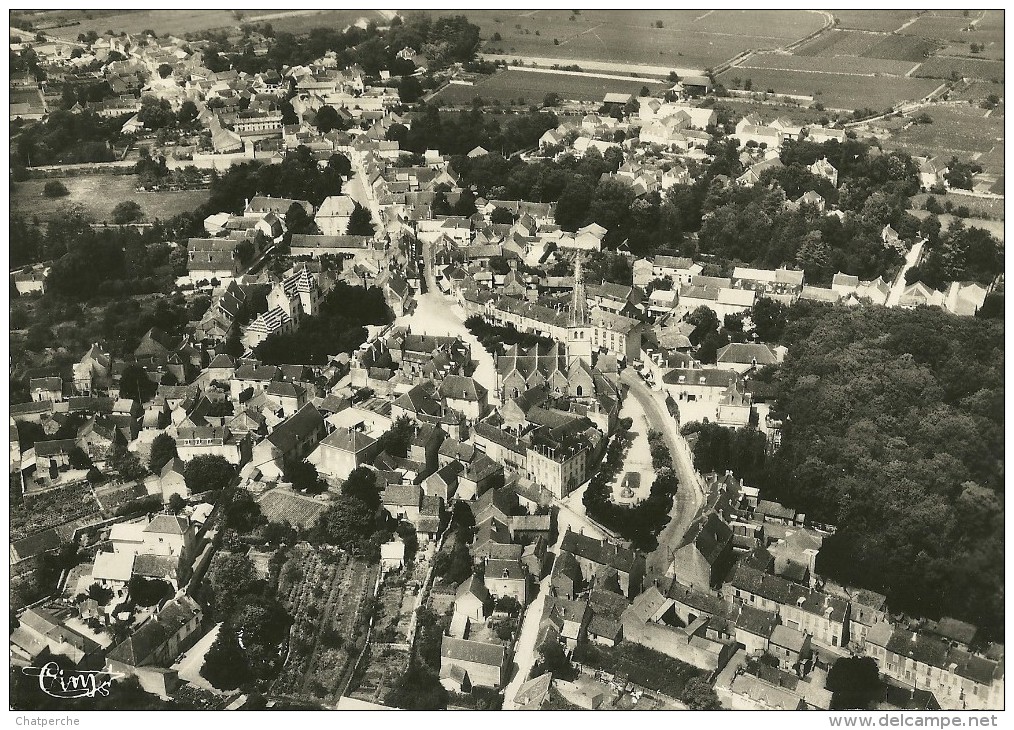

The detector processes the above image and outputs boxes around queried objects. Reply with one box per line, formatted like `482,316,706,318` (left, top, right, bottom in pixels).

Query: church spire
570,252,589,326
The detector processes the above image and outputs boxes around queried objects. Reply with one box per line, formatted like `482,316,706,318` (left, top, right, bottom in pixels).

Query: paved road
619,371,706,584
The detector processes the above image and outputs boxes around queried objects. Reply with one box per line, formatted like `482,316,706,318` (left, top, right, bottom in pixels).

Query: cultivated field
911,192,1004,221
271,546,376,705
11,175,209,224
22,9,386,40
794,30,937,62
900,14,980,42
739,53,917,77
432,69,669,106
876,105,1004,177
257,488,327,530
463,9,826,71
914,56,1005,82
829,10,918,33
716,67,941,110
948,80,1005,103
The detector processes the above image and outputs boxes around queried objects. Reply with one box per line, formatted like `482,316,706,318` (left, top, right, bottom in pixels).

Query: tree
284,201,314,236
223,489,265,533
138,97,176,130
283,459,320,493
68,446,91,469
108,443,147,482
376,414,415,458
86,581,113,605
201,626,253,690
118,364,156,402
543,92,560,107
178,100,198,124
341,466,381,511
167,493,187,513
681,676,721,710
399,75,424,103
314,104,342,133
388,662,447,710
148,433,177,473
157,63,172,78
128,576,173,607
327,152,352,178
311,497,378,553
346,202,375,237
826,657,882,709
111,200,143,224
183,455,236,494
490,206,515,224
206,552,258,619
43,181,69,197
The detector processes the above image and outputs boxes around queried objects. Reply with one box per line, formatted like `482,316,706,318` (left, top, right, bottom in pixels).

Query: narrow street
886,239,925,307
502,488,609,710
619,371,706,584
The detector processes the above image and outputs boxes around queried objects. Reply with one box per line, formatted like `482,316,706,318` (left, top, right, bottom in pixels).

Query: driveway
171,622,227,695
886,239,925,307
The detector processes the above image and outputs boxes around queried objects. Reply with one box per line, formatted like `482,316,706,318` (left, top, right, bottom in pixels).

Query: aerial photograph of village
7,7,1005,714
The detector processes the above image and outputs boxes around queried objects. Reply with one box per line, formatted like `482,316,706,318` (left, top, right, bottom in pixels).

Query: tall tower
567,252,593,367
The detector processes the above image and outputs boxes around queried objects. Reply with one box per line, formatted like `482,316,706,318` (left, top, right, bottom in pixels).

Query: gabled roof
144,515,189,535
441,635,507,667
266,403,324,452
321,426,377,453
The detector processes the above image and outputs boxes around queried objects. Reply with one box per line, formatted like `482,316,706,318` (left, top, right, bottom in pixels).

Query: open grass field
911,192,1004,221
937,43,1005,61
432,69,669,106
864,34,940,62
11,175,209,224
463,9,826,70
258,488,327,529
716,67,941,110
829,10,918,32
740,53,917,77
914,56,1005,82
24,9,387,40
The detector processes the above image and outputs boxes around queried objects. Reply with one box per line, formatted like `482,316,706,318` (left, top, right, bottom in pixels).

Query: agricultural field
12,483,102,542
829,10,918,32
716,67,941,110
899,14,979,42
878,105,1003,167
464,9,826,71
937,43,1005,61
432,69,669,106
793,29,937,62
257,487,327,530
11,175,209,224
21,9,386,41
713,99,839,126
914,56,1005,82
909,209,1005,242
739,53,917,77
271,545,376,705
949,80,1005,103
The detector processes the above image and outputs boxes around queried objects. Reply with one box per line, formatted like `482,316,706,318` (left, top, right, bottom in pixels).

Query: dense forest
764,304,1004,637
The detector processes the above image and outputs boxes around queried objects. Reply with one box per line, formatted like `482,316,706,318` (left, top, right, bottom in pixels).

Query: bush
43,181,70,198
111,200,143,224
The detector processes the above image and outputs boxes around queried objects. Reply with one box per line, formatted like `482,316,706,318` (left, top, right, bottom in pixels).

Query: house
438,375,489,422
380,540,406,572
382,484,422,522
315,194,356,236
560,529,644,599
249,403,325,479
105,595,204,696
542,595,590,651
30,377,63,402
424,461,463,502
865,624,1003,711
159,457,188,503
513,672,553,710
769,624,811,669
450,574,490,637
715,343,783,374
175,425,250,466
483,558,529,604
314,427,379,481
440,636,510,689
944,282,988,316
667,511,735,590
808,157,838,187
91,551,135,595
11,606,102,668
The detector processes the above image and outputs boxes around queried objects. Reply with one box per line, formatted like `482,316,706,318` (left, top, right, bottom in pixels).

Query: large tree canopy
762,303,1004,637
